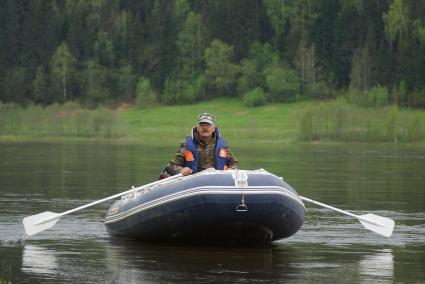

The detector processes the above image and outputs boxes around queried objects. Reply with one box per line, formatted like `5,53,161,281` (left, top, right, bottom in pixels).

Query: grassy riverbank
1,98,424,145
299,98,425,143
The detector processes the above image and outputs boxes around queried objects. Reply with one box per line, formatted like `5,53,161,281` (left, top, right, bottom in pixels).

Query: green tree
21,0,59,72
1,0,425,108
204,39,239,96
65,1,95,60
295,41,317,96
0,0,24,102
237,59,258,97
265,0,317,51
162,75,203,104
32,65,48,104
166,11,210,104
383,0,425,106
115,64,136,100
311,1,338,86
237,42,279,96
2,67,27,103
176,12,209,80
243,87,266,107
49,42,77,102
111,10,130,65
204,0,268,60
265,65,300,102
95,32,114,67
82,60,111,104
383,0,409,44
136,76,156,107
149,0,185,88
264,0,289,40
126,7,147,75
350,47,369,91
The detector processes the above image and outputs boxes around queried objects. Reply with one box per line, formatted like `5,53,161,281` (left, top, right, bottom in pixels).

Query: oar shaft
24,174,184,236
300,196,388,228
61,174,183,217
300,196,360,219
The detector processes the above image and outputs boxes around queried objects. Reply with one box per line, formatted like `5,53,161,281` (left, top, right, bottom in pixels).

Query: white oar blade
23,211,61,236
358,213,395,238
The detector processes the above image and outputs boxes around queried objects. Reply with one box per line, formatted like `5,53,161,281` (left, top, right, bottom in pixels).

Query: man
159,113,239,178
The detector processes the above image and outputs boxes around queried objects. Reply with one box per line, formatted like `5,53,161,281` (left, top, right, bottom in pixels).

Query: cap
197,112,216,126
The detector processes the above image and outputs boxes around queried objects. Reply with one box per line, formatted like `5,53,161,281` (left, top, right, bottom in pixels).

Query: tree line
0,0,424,108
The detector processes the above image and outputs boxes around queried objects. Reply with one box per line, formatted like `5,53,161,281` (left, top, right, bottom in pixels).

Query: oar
299,196,395,238
23,174,183,236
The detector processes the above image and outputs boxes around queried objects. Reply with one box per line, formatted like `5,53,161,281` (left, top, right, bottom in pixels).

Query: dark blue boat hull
105,170,305,244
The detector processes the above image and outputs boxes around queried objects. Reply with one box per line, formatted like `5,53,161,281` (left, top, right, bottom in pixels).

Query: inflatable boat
104,169,305,244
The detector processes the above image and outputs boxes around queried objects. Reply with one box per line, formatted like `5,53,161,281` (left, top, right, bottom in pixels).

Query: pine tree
176,12,209,80
32,65,48,104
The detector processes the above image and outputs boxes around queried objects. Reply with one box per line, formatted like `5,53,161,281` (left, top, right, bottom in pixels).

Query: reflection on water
104,239,298,284
359,249,394,280
22,245,58,275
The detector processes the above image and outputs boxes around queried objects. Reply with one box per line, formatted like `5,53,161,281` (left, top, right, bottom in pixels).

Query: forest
1,0,424,108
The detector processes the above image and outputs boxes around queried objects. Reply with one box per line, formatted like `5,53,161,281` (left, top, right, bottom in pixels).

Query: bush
385,106,399,142
265,65,300,102
305,81,335,100
346,87,360,105
237,42,280,98
179,76,204,104
347,86,389,107
391,81,407,105
364,86,389,107
162,76,202,105
410,89,425,108
136,76,156,107
243,88,266,107
237,59,257,97
406,113,423,142
299,107,314,141
62,101,81,110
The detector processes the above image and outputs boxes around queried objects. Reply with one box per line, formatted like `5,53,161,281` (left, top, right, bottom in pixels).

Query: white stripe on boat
104,186,305,224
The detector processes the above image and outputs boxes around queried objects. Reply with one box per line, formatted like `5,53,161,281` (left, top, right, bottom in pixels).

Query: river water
0,142,424,283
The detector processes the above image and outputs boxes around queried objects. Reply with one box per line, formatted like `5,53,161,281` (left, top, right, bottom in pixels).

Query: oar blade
359,213,395,238
23,211,61,236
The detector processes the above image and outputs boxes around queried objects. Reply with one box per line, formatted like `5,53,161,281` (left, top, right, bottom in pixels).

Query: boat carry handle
236,192,248,212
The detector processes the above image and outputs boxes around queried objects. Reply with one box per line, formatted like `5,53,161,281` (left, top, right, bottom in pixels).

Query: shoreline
2,135,425,149
1,98,424,145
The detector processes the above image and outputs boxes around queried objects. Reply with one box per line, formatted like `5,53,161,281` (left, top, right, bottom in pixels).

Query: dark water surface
1,142,424,283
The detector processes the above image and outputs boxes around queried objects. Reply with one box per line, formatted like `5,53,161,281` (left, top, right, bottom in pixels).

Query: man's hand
181,167,193,176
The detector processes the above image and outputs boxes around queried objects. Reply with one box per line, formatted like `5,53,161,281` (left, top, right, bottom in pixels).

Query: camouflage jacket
166,132,239,175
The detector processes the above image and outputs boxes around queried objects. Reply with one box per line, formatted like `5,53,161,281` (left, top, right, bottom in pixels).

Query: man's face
197,122,215,140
